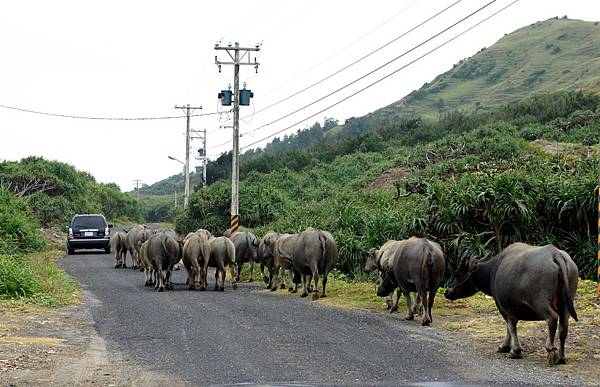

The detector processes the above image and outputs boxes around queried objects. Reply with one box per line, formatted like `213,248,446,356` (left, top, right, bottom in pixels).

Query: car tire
104,246,111,254
67,244,75,255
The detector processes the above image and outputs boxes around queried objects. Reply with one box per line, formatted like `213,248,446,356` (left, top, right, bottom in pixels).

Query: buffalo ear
468,256,480,271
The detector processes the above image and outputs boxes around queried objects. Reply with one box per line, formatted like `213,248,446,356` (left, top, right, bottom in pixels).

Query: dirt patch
0,298,189,386
532,139,600,157
367,166,412,189
39,228,66,250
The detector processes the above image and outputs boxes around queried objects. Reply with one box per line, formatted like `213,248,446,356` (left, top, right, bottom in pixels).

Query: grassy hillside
340,18,600,136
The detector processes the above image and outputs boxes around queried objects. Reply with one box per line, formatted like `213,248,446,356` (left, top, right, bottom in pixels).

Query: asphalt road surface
61,250,576,386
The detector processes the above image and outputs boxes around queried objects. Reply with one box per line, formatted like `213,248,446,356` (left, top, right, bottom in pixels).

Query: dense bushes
0,157,143,227
176,92,599,280
0,190,45,254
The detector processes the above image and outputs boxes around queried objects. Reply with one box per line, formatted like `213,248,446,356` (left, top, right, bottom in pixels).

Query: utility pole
174,104,202,209
215,42,260,235
191,129,207,188
132,179,143,201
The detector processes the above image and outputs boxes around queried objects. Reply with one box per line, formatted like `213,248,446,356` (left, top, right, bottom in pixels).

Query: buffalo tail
552,251,578,321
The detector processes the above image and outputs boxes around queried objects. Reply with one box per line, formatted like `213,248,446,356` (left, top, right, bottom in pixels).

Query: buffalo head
376,269,397,297
444,256,479,300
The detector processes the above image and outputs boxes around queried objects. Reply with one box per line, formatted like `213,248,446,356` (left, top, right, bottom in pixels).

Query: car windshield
72,216,106,229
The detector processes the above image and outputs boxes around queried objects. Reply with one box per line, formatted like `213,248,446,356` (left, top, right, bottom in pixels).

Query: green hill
339,17,600,136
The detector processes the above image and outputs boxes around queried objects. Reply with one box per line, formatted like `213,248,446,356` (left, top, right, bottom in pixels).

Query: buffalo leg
235,261,242,282
301,275,309,297
426,288,436,324
403,291,415,320
248,260,254,282
270,264,280,291
498,325,511,353
321,272,328,298
214,269,220,291
419,290,430,326
165,270,173,290
229,265,237,289
389,288,401,313
556,308,569,365
506,317,522,359
311,265,320,301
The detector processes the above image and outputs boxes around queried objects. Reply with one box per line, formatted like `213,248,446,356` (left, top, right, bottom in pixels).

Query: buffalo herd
110,226,579,366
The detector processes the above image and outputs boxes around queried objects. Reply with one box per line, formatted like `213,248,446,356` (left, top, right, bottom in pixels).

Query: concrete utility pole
191,129,207,188
174,104,202,209
132,179,143,201
214,42,260,235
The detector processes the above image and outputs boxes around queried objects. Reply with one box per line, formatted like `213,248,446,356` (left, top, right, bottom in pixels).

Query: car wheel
105,246,111,254
67,245,75,255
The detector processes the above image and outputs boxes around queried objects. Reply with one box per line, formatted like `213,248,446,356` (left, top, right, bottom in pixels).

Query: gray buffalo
182,234,212,290
271,233,299,292
291,229,338,300
110,231,128,268
199,236,237,291
146,231,184,292
139,239,155,287
445,243,578,365
229,231,259,282
125,225,151,269
377,237,445,326
258,231,280,288
364,240,406,312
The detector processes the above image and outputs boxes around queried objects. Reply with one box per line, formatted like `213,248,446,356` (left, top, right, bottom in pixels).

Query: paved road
61,251,575,386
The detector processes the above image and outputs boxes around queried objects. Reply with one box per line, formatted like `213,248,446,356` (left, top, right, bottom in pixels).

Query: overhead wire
209,0,495,151
238,0,520,151
224,0,457,125
0,103,219,120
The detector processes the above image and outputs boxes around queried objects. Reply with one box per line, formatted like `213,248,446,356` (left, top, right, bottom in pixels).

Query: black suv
66,214,112,254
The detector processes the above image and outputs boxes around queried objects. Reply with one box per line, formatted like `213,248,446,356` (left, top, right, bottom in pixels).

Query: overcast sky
1,0,599,191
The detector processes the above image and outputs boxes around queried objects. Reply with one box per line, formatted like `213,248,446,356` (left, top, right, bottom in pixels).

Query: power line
0,103,218,120
223,0,457,125
210,0,493,150
239,0,520,151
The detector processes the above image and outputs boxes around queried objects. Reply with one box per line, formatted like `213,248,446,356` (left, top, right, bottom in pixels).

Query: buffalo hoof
139,268,144,272
290,288,298,294
390,306,398,313
547,349,560,366
213,286,219,291
114,264,120,268
232,283,238,290
270,286,278,292
421,319,431,327
200,287,206,291
497,345,511,353
263,275,269,284
312,292,320,301
219,287,225,292
508,349,523,359
404,315,415,321
122,264,127,268
248,278,254,283
301,292,308,298
320,292,327,298
157,287,164,292
287,287,294,292
266,284,272,290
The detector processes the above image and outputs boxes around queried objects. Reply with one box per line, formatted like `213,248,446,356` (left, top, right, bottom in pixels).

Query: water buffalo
146,231,184,292
182,234,205,290
124,225,143,268
271,233,299,292
444,243,578,365
258,231,280,288
292,229,338,300
377,237,445,326
110,231,128,268
200,236,237,291
139,239,156,287
229,231,259,282
364,241,404,312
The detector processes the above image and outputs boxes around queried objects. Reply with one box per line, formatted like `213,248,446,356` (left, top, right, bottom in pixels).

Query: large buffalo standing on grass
292,228,338,300
377,237,445,326
444,243,578,365
365,240,421,313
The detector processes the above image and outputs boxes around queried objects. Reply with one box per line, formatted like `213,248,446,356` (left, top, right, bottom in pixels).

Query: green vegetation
0,157,139,305
177,91,599,280
0,156,143,227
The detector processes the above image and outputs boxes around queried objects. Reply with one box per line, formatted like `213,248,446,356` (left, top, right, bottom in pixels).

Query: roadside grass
0,248,81,310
